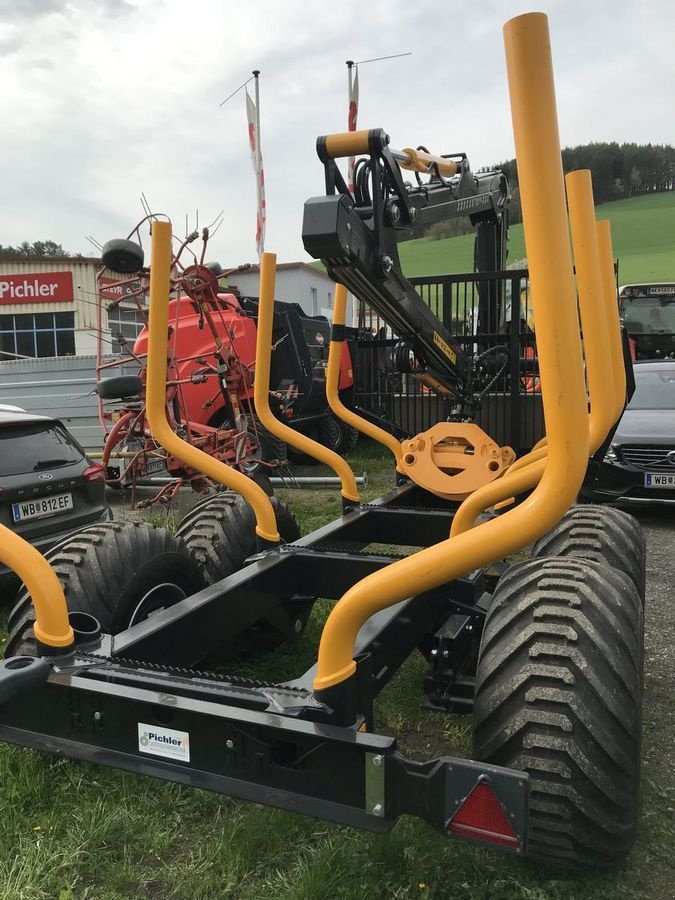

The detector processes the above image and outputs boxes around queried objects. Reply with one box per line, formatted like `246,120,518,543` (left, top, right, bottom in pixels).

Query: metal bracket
365,751,386,817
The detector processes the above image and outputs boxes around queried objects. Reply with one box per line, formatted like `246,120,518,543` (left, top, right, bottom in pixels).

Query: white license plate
12,492,74,522
146,458,166,475
644,473,675,489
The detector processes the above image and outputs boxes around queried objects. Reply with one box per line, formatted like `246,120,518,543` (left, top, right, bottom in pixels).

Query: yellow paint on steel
324,130,372,159
400,147,458,177
254,254,360,504
313,12,590,692
0,527,74,649
566,169,616,447
144,221,280,543
597,219,627,421
326,283,403,468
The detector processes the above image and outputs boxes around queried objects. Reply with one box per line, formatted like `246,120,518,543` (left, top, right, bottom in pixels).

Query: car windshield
0,421,84,476
621,297,675,333
628,369,675,410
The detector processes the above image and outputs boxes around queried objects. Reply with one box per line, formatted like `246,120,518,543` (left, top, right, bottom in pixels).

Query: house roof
224,261,331,279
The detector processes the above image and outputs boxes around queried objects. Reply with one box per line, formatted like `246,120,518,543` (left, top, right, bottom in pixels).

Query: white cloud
0,0,672,266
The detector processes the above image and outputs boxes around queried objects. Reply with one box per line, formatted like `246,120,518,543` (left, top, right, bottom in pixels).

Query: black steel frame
0,481,529,853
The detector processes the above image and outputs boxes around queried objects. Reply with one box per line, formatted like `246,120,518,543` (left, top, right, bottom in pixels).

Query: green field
398,191,675,284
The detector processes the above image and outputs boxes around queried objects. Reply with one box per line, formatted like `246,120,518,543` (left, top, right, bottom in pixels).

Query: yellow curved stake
453,169,621,532
326,283,403,470
145,221,280,543
597,219,627,421
0,527,74,651
254,254,360,504
314,11,589,693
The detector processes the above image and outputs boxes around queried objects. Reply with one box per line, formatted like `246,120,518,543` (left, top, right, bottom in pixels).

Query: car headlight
604,444,619,463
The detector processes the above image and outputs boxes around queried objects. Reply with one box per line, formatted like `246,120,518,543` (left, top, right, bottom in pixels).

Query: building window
108,306,147,353
0,312,75,359
310,287,318,312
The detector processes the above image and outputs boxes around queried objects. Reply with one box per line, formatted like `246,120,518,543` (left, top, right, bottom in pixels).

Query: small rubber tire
473,556,643,867
205,261,224,277
5,522,205,657
531,504,646,601
101,238,145,274
96,375,144,400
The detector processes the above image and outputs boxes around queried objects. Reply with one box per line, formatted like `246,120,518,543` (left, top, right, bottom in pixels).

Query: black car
0,407,111,582
584,360,675,505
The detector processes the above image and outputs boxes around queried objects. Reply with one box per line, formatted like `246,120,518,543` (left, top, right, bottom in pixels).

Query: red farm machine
95,222,358,505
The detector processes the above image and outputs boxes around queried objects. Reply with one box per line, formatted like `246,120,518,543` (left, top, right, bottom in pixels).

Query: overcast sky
0,0,671,268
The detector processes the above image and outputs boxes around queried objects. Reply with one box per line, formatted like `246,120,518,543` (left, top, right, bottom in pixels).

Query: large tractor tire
316,415,341,452
531,504,646,601
175,493,308,650
473,556,643,867
338,420,360,455
5,522,205,658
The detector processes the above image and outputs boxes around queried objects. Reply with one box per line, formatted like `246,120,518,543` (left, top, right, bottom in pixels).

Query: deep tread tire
5,522,205,658
96,375,144,400
175,494,299,585
532,504,646,601
473,556,643,867
175,494,305,651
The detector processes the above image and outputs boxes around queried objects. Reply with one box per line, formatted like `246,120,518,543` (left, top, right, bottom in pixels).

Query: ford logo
38,473,54,480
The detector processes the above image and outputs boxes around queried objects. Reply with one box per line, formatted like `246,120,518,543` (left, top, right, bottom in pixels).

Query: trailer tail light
447,779,520,850
83,464,106,484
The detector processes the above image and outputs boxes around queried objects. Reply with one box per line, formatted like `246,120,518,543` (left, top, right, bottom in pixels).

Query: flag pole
252,69,262,173
346,60,356,193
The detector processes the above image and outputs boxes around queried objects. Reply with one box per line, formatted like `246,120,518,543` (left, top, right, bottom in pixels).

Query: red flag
246,87,266,260
347,66,359,192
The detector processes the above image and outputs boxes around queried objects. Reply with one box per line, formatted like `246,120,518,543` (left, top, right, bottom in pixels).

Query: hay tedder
0,14,645,867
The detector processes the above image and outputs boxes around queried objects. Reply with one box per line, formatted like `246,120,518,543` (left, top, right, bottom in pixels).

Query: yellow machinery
0,13,644,868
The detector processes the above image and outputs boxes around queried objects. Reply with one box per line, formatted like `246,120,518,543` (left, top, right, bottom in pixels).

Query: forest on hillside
424,141,675,239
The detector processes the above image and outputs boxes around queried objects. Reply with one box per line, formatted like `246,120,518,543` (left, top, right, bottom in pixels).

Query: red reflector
448,780,519,850
83,464,106,484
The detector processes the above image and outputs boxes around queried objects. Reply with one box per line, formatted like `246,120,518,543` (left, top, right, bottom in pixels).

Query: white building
0,256,144,361
228,262,354,324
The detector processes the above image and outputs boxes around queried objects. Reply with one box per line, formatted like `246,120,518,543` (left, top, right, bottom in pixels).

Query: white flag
246,88,266,260
348,66,359,192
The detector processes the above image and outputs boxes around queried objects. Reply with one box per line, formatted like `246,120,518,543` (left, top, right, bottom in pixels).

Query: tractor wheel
101,238,145,274
175,494,309,649
531,504,646,601
4,522,204,658
316,415,341,452
96,374,144,400
338,420,360,455
287,422,321,465
248,414,287,468
473,556,643,867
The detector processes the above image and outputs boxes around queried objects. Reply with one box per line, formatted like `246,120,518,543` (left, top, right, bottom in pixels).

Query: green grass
0,446,673,899
398,191,675,283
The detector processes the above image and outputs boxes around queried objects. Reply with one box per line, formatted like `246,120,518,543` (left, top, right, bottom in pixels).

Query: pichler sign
0,272,74,305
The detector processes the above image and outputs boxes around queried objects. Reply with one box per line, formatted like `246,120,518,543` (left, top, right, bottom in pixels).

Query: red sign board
0,271,74,305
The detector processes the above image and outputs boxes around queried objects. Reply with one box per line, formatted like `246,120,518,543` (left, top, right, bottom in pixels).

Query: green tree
0,240,70,258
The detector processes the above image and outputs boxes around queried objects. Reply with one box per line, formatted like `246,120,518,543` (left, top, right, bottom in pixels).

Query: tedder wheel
473,556,643,867
4,522,205,658
96,374,144,400
531,504,646,601
175,493,310,650
101,238,145,274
